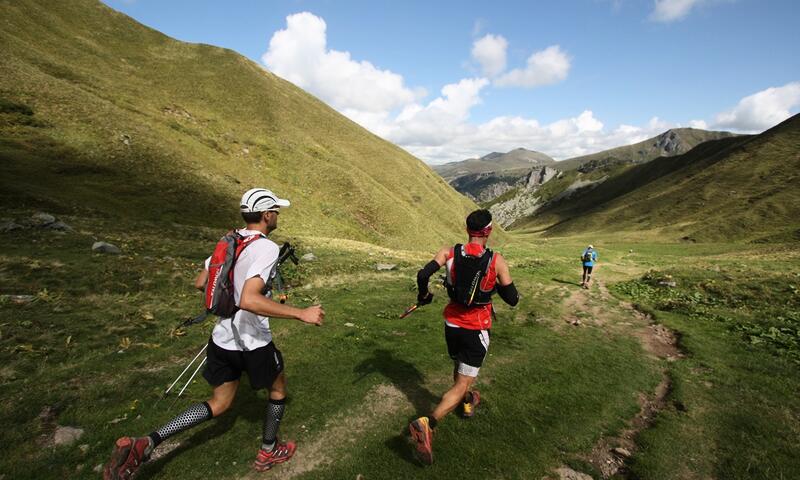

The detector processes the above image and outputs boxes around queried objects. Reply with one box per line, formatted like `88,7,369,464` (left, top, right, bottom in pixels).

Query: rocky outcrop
655,129,680,154
526,166,559,188
489,190,543,227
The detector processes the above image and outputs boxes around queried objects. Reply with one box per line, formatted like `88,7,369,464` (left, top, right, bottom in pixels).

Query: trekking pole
153,343,207,409
399,304,418,319
169,357,207,409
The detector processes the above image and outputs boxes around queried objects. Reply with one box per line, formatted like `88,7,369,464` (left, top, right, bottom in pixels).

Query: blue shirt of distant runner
582,249,598,267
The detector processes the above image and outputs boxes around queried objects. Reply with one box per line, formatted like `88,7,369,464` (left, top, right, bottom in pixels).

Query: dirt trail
555,281,684,479
238,384,411,480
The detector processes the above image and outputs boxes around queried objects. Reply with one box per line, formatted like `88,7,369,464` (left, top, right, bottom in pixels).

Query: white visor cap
240,188,290,213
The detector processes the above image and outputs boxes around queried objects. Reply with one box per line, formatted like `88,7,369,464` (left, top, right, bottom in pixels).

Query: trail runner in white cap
104,188,325,479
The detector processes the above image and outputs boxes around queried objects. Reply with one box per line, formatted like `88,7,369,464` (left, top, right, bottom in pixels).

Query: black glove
417,291,433,306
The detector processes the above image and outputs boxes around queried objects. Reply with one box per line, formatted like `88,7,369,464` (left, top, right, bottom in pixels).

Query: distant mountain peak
481,152,504,161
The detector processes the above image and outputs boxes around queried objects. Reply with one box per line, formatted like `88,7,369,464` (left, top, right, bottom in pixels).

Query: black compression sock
148,432,163,448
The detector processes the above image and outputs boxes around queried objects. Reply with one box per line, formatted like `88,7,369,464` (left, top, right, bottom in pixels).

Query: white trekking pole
153,343,207,408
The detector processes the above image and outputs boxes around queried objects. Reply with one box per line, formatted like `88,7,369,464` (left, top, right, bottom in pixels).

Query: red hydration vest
443,243,498,330
205,230,265,317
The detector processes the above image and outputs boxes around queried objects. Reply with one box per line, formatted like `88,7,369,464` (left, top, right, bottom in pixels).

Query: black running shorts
202,338,284,390
583,265,594,274
445,325,490,377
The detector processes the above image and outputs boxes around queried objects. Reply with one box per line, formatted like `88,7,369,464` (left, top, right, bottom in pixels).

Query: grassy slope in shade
515,115,800,242
0,0,480,249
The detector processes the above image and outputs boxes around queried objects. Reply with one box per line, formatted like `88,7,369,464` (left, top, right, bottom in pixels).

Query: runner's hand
417,291,433,306
299,305,325,325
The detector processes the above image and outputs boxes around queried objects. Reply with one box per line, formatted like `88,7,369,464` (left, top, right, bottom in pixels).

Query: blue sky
102,0,800,163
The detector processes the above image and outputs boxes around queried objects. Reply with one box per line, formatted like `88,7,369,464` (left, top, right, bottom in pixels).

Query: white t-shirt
205,229,280,351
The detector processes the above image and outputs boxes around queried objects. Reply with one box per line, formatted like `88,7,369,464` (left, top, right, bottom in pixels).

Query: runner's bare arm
495,254,513,286
239,276,325,325
432,246,449,266
494,254,519,306
194,269,208,291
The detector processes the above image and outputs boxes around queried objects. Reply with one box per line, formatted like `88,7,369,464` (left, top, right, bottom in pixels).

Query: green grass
612,265,800,479
1,2,799,479
515,116,800,242
2,216,798,479
0,0,480,250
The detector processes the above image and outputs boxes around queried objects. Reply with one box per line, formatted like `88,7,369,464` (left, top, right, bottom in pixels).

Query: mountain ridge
514,114,800,242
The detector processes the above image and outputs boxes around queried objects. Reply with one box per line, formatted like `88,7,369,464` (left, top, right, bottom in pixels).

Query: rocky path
554,281,684,480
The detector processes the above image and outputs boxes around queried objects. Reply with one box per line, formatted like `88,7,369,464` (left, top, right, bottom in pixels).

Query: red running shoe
253,440,297,472
409,417,434,465
103,436,153,480
462,390,481,418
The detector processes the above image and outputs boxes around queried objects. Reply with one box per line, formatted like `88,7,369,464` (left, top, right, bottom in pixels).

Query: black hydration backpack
445,244,495,307
582,250,593,262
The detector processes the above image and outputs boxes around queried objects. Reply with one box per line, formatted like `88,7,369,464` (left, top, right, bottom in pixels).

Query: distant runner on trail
104,188,325,480
408,209,519,465
581,244,598,289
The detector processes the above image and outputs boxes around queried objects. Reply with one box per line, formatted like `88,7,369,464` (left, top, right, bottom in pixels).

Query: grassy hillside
515,115,800,242
0,0,480,249
555,128,736,172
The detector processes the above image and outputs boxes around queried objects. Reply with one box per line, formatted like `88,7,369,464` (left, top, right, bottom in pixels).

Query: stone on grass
613,447,632,457
45,221,73,232
31,212,56,226
54,426,84,446
658,281,677,288
301,252,317,262
376,263,396,271
556,467,593,480
0,221,24,232
92,241,121,254
6,295,35,305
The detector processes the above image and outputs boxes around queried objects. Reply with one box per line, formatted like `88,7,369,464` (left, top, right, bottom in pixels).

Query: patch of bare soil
239,384,409,480
555,281,686,479
581,373,671,478
561,284,614,327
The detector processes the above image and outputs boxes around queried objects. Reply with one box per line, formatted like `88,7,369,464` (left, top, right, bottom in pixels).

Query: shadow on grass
385,430,424,468
551,277,582,287
136,383,265,479
353,349,439,415
353,349,439,466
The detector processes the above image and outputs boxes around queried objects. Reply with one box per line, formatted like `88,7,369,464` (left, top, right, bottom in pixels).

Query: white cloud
391,110,680,164
650,0,701,22
260,12,696,166
262,12,423,113
688,119,708,129
471,34,508,77
714,82,800,132
495,45,571,88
